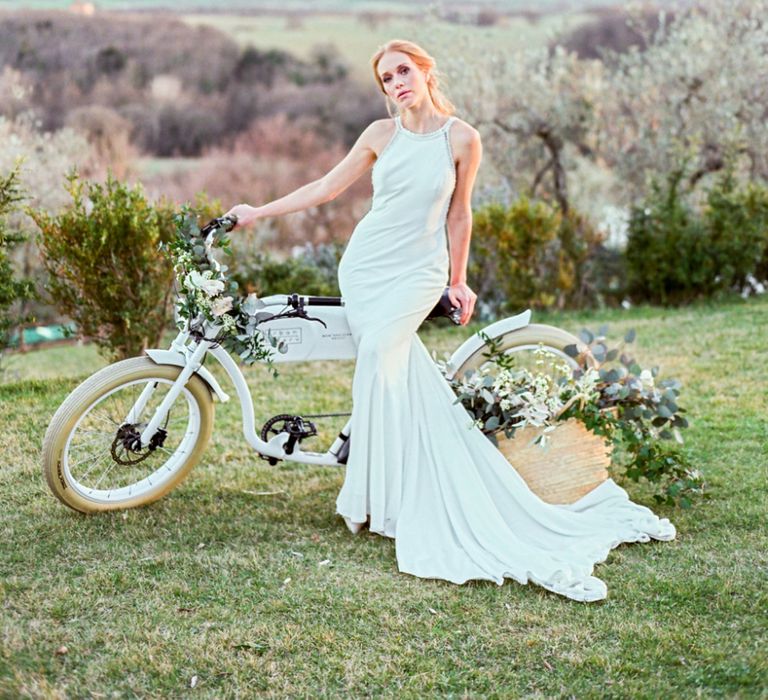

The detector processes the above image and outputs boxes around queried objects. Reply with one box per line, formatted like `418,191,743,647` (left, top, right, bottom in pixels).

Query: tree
0,113,95,324
0,163,34,366
432,34,603,214
599,0,768,202
427,0,768,215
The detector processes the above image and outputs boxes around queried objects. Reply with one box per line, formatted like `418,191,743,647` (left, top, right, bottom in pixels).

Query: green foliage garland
161,209,282,374
442,328,705,508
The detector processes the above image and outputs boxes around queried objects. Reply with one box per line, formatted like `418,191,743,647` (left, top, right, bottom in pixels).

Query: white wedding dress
335,114,675,602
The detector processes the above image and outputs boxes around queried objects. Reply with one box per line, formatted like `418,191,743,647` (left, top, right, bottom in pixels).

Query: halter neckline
396,115,455,138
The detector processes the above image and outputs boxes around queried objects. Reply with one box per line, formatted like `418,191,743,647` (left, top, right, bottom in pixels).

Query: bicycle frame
137,292,533,468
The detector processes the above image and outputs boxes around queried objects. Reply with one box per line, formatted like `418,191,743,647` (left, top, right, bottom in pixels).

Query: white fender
443,310,532,380
145,349,230,402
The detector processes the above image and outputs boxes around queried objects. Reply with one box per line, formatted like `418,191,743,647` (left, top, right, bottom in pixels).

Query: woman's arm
446,124,483,325
224,121,389,228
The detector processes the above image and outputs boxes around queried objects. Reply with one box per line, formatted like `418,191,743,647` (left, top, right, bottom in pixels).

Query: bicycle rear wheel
42,357,214,513
453,323,589,378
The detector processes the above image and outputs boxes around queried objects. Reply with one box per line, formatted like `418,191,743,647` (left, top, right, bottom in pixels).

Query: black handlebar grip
200,214,238,237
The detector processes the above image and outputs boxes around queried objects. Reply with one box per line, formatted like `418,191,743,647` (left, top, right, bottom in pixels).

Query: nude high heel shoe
342,515,367,535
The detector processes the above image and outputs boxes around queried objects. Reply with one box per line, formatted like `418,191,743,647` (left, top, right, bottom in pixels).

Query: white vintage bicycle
42,215,586,513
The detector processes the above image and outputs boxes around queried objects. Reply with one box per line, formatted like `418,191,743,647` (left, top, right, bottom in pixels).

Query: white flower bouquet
161,208,286,370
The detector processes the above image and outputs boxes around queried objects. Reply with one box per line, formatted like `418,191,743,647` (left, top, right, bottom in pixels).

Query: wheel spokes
63,377,199,501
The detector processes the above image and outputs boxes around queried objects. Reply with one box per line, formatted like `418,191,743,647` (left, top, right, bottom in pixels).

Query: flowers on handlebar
161,207,284,371
185,270,226,297
210,296,235,317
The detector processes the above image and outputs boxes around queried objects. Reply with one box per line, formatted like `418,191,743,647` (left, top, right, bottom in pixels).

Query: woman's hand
447,282,477,326
222,204,262,230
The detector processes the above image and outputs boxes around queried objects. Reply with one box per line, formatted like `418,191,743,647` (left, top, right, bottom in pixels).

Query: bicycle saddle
426,287,462,325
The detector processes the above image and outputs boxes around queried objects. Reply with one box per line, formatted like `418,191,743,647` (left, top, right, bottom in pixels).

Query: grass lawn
1,296,766,696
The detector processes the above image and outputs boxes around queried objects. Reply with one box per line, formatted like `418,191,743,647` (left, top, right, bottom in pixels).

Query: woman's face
377,50,429,109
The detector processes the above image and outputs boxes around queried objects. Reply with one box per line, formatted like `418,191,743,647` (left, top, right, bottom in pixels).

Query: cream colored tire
453,323,590,377
42,357,214,513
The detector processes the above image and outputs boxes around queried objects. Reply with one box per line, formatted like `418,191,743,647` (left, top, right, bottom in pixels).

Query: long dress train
335,115,675,602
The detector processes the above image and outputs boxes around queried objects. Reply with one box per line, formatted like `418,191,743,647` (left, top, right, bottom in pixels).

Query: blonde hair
371,39,456,118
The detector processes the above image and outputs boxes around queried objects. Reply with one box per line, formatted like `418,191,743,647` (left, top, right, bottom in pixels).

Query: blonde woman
225,40,675,602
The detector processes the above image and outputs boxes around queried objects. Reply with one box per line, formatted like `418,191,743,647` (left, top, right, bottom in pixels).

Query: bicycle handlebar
200,214,238,240
194,214,460,324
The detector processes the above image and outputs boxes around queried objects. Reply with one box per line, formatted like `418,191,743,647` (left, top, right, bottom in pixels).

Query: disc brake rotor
110,423,168,466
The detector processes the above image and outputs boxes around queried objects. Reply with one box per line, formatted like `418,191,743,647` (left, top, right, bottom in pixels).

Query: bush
293,242,344,294
557,207,614,307
708,175,768,290
467,197,606,318
0,164,35,365
626,170,768,305
0,116,98,327
65,105,135,178
558,8,672,60
0,11,364,157
147,114,373,252
30,172,176,360
230,242,343,298
135,101,231,158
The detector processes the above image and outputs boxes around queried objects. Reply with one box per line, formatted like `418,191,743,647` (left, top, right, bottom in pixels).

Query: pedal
259,413,318,463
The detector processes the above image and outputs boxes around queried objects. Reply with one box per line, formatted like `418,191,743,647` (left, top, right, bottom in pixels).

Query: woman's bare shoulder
450,117,480,144
368,117,397,130
448,117,481,162
360,118,397,155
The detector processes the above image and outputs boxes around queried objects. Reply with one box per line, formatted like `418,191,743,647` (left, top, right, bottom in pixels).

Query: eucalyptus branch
436,326,706,508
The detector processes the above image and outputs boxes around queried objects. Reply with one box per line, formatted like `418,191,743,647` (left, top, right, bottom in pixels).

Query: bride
225,39,676,602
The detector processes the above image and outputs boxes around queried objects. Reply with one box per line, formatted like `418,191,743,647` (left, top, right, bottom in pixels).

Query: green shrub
707,174,768,291
626,170,768,305
230,242,343,298
30,172,176,360
0,164,35,366
557,207,615,307
467,197,605,318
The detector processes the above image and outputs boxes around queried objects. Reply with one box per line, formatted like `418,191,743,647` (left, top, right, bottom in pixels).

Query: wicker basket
496,419,611,505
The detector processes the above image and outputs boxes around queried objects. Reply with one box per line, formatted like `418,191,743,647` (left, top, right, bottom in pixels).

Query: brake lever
268,307,328,328
301,313,328,328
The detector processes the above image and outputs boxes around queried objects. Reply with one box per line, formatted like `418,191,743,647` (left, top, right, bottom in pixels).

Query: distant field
0,0,600,93
0,3,594,83
0,1,617,12
181,12,591,82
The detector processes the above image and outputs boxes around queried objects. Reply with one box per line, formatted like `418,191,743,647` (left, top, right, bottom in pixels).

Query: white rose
211,296,234,317
639,369,655,388
185,270,225,297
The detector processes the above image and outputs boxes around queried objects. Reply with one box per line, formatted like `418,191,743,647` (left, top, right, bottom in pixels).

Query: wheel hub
111,423,168,465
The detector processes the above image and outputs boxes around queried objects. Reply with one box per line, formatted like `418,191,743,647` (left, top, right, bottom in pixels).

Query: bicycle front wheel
42,357,214,513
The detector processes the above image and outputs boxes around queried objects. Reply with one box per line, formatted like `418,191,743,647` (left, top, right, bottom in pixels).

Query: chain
302,411,352,418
